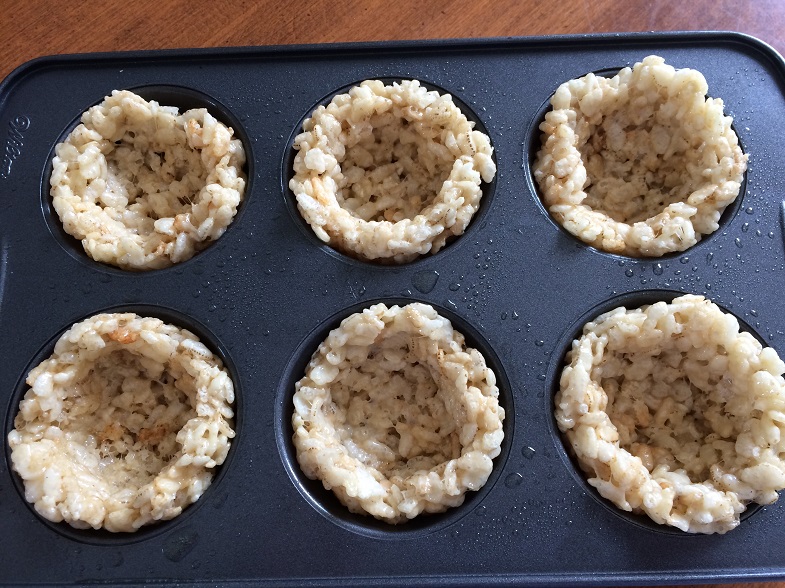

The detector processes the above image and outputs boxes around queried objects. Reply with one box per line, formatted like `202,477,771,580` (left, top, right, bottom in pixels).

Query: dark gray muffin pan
1,32,785,586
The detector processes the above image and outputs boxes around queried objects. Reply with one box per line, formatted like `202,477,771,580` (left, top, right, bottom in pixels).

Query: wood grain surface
2,0,784,81
2,1,784,587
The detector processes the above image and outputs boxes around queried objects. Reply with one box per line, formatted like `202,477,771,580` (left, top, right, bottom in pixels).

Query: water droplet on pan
505,473,524,488
164,530,199,562
212,493,229,509
412,270,439,294
522,447,536,459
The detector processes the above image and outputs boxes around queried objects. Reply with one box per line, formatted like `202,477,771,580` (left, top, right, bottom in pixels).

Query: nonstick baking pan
2,32,785,587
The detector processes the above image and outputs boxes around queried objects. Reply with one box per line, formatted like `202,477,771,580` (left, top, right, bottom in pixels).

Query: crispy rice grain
556,295,785,533
292,303,505,522
534,56,747,256
8,313,235,532
51,90,246,270
289,80,496,263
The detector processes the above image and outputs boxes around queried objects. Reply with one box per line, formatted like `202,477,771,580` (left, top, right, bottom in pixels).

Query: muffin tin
2,32,785,586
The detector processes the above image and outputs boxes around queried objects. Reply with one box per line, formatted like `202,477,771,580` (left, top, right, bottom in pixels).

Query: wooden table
2,1,783,588
2,0,783,81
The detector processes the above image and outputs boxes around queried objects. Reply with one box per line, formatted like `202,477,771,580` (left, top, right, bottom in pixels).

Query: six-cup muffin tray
2,32,785,587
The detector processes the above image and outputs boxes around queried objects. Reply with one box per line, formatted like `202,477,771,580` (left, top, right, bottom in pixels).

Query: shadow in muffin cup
545,289,766,536
280,78,498,270
3,304,242,546
524,66,748,262
40,84,254,275
274,297,514,539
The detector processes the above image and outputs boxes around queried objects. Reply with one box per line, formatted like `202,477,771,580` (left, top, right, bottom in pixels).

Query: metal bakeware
2,32,785,587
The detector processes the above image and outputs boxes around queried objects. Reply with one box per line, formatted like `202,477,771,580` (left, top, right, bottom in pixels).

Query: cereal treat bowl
7,313,235,532
289,80,496,263
533,56,748,257
291,303,505,523
555,295,785,534
50,90,247,270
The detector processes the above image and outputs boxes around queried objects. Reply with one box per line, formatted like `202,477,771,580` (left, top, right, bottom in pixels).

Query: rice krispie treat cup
7,313,235,533
555,295,785,534
291,303,505,523
50,90,247,270
533,56,748,257
289,80,496,263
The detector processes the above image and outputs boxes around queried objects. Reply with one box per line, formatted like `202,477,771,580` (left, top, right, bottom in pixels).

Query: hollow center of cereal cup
332,332,460,477
602,338,742,483
339,115,454,223
64,349,194,488
103,129,208,224
581,106,704,225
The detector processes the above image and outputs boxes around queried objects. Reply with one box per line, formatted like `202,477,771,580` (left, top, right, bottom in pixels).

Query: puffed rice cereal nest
8,313,235,532
556,295,785,533
51,90,246,270
533,56,747,257
289,80,496,263
292,303,505,523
